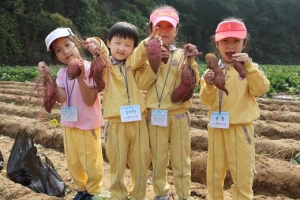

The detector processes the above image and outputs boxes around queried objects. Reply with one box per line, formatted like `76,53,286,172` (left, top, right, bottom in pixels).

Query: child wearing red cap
130,5,201,200
199,18,270,200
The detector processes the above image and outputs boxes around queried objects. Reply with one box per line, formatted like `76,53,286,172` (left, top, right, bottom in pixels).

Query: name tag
151,109,168,127
61,106,78,122
120,105,141,122
210,111,229,129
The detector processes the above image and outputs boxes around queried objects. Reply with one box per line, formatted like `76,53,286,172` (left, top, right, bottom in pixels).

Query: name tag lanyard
118,63,131,104
155,53,173,109
65,72,76,106
218,66,229,112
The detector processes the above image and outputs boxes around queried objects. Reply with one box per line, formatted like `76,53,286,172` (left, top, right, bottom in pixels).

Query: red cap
215,21,247,41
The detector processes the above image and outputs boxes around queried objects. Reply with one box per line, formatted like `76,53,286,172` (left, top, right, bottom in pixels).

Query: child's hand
37,61,49,73
83,37,100,56
144,27,160,46
183,43,202,58
203,69,215,85
232,53,250,63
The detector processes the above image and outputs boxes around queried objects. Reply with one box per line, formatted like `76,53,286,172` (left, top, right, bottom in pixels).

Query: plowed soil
0,81,300,200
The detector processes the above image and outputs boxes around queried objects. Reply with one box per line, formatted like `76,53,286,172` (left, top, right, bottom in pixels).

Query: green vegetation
0,66,60,83
1,65,300,98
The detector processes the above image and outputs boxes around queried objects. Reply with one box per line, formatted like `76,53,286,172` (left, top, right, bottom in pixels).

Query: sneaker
154,194,170,200
73,191,89,200
83,194,93,200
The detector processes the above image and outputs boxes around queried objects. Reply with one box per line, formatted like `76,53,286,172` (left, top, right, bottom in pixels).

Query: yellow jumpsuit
199,60,270,200
131,41,200,199
102,54,151,200
60,38,109,197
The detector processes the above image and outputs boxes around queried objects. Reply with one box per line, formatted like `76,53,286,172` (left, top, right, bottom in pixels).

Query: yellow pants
105,118,151,200
149,112,191,199
207,124,255,200
63,127,103,195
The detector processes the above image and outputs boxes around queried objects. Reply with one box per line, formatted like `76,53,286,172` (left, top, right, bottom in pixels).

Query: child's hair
107,22,139,47
209,17,251,55
147,5,179,33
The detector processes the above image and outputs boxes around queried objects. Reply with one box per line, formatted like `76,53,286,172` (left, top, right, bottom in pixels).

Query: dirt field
0,81,300,200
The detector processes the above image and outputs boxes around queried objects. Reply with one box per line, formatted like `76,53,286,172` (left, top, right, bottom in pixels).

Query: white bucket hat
45,28,74,51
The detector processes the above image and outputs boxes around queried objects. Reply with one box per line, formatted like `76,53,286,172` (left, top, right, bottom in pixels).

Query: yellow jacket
102,56,147,121
199,59,270,124
131,40,200,115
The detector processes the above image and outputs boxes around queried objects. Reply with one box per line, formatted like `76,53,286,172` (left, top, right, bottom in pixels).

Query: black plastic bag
7,129,33,186
0,150,4,171
22,146,66,197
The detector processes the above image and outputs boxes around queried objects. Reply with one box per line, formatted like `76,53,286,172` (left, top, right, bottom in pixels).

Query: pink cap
150,8,179,27
215,21,247,41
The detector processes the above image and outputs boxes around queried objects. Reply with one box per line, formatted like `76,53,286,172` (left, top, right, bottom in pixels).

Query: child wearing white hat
43,27,108,200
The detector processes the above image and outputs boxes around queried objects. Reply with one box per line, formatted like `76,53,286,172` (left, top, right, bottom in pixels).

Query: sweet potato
205,53,229,95
146,37,161,73
171,46,202,103
180,68,197,102
67,59,81,80
88,47,111,92
233,61,246,78
171,63,194,103
146,37,169,73
32,62,58,113
90,56,106,92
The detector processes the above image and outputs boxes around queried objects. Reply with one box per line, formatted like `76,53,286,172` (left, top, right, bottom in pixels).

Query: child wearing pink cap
131,5,201,200
199,18,270,200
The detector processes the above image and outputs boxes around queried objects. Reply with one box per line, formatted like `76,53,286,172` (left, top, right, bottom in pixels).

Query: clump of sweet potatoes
233,60,246,78
89,56,106,92
88,47,111,92
205,53,229,95
171,45,202,103
67,59,81,80
171,63,195,103
146,37,169,74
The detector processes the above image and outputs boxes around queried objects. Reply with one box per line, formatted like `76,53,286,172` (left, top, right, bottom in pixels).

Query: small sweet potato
34,62,58,113
146,37,161,74
233,61,246,78
171,64,193,103
67,59,81,80
171,46,202,103
91,57,106,92
205,53,228,95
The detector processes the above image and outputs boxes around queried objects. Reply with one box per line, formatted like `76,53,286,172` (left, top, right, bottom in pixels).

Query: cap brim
152,16,178,27
215,31,247,41
45,28,73,51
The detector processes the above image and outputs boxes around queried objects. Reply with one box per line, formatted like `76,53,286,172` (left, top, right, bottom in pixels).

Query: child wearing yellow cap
200,18,270,200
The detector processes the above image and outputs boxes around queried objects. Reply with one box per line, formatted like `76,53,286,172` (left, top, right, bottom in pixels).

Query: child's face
153,21,178,46
51,37,81,65
216,37,246,64
107,36,135,61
